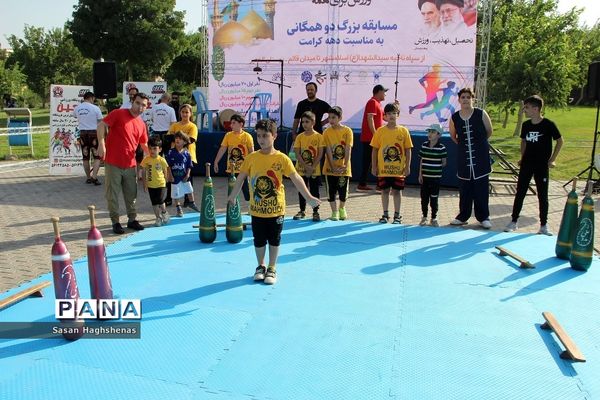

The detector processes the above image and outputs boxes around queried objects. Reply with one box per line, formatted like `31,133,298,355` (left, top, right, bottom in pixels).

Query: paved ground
1,160,598,293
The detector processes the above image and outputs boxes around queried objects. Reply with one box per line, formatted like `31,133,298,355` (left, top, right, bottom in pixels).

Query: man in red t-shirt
98,93,150,234
358,84,387,191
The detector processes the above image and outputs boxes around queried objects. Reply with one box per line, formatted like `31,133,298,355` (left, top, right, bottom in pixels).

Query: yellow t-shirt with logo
168,121,199,164
240,150,296,218
370,125,413,177
221,130,254,173
323,125,353,177
293,132,325,176
140,155,169,188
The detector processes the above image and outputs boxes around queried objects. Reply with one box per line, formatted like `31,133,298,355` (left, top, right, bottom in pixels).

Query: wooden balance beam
541,311,586,362
0,281,51,311
495,246,535,269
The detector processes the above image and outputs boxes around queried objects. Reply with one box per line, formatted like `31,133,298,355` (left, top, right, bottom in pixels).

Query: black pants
298,176,320,212
420,177,440,218
359,142,372,186
456,175,489,222
511,162,549,225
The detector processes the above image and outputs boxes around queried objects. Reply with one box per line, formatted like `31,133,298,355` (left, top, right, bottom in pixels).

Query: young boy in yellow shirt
322,106,353,221
293,111,324,222
140,136,170,227
214,114,254,201
227,119,320,285
370,103,413,224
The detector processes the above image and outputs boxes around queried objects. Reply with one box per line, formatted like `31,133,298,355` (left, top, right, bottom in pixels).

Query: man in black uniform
291,82,330,138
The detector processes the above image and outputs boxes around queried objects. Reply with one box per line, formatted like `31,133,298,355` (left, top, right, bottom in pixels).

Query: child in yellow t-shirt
370,103,413,224
227,119,320,285
214,114,255,201
140,135,170,227
322,106,353,221
293,111,324,222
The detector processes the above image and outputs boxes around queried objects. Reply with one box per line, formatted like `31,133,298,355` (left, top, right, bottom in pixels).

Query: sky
0,0,599,49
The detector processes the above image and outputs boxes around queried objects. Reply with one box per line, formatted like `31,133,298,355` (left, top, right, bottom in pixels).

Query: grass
1,106,598,180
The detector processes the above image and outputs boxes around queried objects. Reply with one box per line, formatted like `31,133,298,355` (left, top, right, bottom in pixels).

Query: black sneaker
293,211,305,220
127,220,145,231
112,223,125,234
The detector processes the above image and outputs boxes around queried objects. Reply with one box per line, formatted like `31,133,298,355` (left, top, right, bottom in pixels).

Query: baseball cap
426,123,443,135
372,84,389,95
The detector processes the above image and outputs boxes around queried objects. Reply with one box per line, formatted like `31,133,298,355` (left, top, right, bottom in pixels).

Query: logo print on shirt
526,131,542,143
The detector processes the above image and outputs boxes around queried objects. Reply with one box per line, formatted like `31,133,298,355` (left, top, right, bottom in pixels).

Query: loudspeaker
93,62,117,99
587,62,600,101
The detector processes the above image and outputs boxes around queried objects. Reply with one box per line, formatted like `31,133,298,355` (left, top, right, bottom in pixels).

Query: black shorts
79,131,100,160
251,215,284,247
325,175,350,202
377,176,405,191
148,187,167,205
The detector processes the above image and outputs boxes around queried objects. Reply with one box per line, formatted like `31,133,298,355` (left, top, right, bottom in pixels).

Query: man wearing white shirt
120,87,138,110
151,93,177,155
73,91,104,185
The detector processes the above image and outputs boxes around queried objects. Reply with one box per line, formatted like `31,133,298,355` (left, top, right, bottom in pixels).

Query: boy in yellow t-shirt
214,114,255,201
140,136,170,227
370,103,413,224
322,106,353,221
227,119,320,285
293,111,324,222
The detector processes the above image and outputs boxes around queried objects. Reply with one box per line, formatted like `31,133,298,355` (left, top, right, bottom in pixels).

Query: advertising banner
208,0,477,129
49,85,93,175
121,82,168,130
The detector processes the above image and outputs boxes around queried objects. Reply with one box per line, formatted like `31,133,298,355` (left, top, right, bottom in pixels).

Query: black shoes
127,220,145,231
112,223,125,234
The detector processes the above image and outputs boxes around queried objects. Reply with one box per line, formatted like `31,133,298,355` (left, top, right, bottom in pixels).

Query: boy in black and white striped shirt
418,124,447,226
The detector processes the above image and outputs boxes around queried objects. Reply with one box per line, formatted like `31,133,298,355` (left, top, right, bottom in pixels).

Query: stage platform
1,215,599,399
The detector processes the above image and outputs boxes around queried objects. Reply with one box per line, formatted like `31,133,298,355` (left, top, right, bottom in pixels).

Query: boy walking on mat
227,119,320,285
371,103,413,224
293,111,324,222
418,123,447,227
323,106,353,221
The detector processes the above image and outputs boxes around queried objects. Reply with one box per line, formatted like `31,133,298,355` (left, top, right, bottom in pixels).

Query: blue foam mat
1,215,599,399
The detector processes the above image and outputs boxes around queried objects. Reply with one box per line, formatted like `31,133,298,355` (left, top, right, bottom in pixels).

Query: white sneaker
154,217,163,227
538,225,553,236
430,218,439,227
161,211,170,224
480,219,492,229
504,221,518,232
450,218,467,226
419,216,428,226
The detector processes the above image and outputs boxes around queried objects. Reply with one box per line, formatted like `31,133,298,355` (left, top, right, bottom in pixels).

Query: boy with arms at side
166,131,199,217
227,119,320,285
371,103,413,224
504,95,563,235
214,114,255,203
293,111,324,222
140,135,170,227
418,123,447,227
322,106,353,221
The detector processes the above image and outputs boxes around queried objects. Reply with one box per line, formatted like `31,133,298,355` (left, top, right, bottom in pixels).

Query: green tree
67,0,185,80
0,60,26,101
6,26,92,106
487,0,582,135
164,29,208,87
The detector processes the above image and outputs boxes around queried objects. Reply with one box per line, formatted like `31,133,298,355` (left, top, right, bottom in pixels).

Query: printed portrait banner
121,81,168,130
208,0,477,130
49,85,93,175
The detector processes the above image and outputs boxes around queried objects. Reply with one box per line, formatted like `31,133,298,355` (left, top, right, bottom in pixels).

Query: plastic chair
192,90,219,133
247,92,272,127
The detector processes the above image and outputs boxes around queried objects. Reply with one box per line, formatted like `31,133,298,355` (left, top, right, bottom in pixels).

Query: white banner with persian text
49,85,92,175
208,0,477,129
